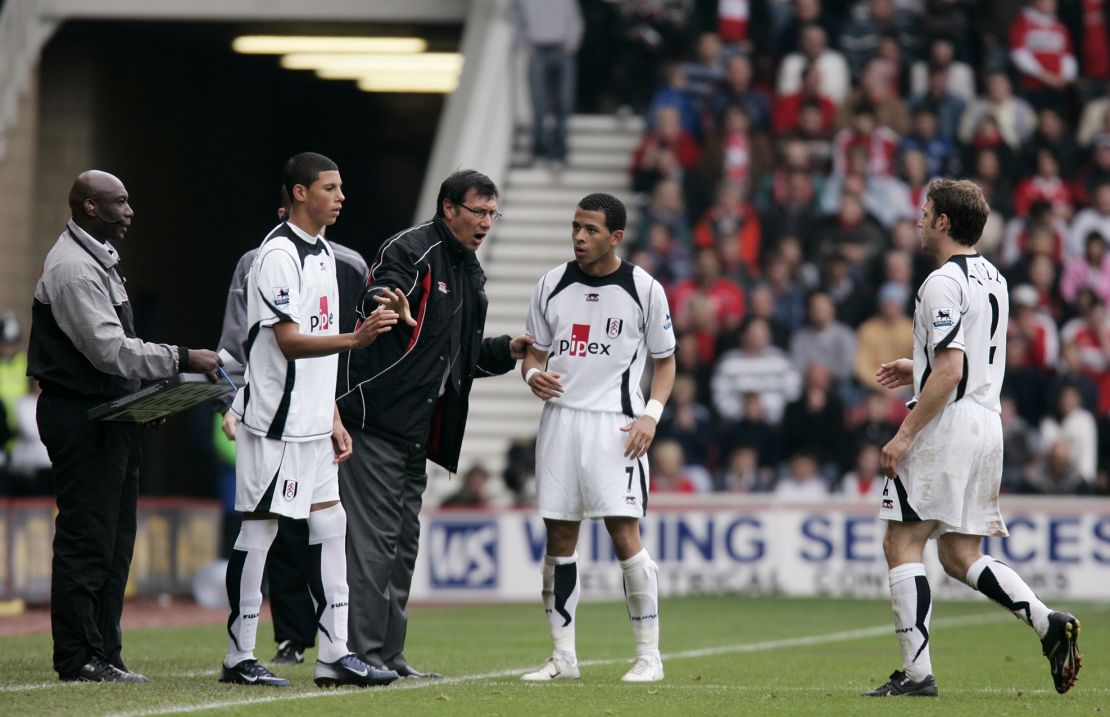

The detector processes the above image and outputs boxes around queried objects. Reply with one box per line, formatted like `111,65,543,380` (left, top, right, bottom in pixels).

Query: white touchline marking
99,612,1022,716
0,681,81,692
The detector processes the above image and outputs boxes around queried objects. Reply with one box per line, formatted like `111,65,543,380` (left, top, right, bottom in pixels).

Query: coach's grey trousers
339,430,428,664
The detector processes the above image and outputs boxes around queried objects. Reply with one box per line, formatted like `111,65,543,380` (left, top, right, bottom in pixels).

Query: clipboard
88,373,236,422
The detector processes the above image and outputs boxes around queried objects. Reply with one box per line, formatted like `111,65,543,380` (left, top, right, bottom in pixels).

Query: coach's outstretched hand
510,334,534,360
352,308,400,348
875,358,914,389
372,287,417,327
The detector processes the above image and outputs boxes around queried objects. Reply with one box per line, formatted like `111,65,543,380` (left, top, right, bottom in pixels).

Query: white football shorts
535,404,649,521
878,398,1008,538
235,431,339,519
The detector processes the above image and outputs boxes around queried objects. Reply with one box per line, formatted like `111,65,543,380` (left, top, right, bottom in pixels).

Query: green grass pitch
1,596,1105,716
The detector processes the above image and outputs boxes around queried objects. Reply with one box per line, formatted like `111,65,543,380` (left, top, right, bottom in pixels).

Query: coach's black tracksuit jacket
337,217,514,473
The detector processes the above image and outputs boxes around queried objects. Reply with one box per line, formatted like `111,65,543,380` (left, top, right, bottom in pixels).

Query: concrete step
484,304,531,321
512,132,642,153
468,380,545,399
468,403,544,422
484,282,538,303
574,113,645,133
498,206,642,230
507,167,630,189
494,223,639,242
504,186,643,208
509,150,631,172
498,205,583,224
525,114,646,134
486,262,556,281
492,221,638,242
459,416,543,441
489,241,572,262
491,223,577,241
485,323,529,339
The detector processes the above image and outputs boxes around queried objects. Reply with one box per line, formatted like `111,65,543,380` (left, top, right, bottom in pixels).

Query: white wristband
642,399,664,422
524,367,541,385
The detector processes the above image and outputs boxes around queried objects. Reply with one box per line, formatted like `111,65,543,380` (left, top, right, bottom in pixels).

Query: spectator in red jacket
669,248,747,334
631,104,701,181
1014,147,1074,218
772,62,838,136
1009,0,1078,108
831,98,900,177
693,180,763,276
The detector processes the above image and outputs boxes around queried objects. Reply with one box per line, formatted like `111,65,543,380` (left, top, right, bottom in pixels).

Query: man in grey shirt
511,0,583,168
28,170,221,682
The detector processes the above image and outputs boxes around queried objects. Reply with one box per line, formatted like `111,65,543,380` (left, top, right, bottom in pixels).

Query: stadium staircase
456,113,645,478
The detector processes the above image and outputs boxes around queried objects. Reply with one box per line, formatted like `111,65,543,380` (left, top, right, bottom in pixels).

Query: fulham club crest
606,318,623,338
283,479,298,502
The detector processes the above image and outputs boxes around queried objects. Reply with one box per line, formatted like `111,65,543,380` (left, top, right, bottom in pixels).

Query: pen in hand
218,366,236,390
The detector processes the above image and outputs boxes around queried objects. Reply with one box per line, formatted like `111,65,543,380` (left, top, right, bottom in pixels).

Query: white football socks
888,563,933,681
966,555,1051,638
620,549,660,659
225,518,278,667
542,553,580,664
308,503,351,663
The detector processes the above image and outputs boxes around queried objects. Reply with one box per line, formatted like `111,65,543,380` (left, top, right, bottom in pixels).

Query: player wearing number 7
519,193,676,683
868,179,1082,698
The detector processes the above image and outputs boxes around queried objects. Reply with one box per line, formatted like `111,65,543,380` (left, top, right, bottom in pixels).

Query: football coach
336,169,531,677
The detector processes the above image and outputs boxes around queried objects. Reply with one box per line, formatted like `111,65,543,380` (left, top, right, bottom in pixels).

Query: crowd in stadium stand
576,0,1110,499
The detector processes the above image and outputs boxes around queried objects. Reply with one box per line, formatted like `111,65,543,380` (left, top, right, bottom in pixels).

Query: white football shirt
527,260,676,415
232,221,339,441
911,253,1008,413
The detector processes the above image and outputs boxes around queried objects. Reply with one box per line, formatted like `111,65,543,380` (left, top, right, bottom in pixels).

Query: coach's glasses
456,203,504,222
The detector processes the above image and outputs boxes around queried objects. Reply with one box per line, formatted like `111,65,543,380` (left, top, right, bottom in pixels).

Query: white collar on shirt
286,220,322,244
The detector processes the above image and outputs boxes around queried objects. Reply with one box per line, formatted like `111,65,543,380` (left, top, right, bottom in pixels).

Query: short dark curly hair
577,193,627,232
283,152,338,202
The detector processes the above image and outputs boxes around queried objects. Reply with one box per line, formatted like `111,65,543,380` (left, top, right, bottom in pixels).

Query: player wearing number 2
868,179,1082,697
520,193,676,683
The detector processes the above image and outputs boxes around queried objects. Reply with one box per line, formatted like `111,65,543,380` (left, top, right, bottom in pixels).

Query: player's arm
875,357,914,389
621,353,676,459
522,344,563,400
331,404,353,463
272,303,400,360
880,347,963,478
221,411,239,441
